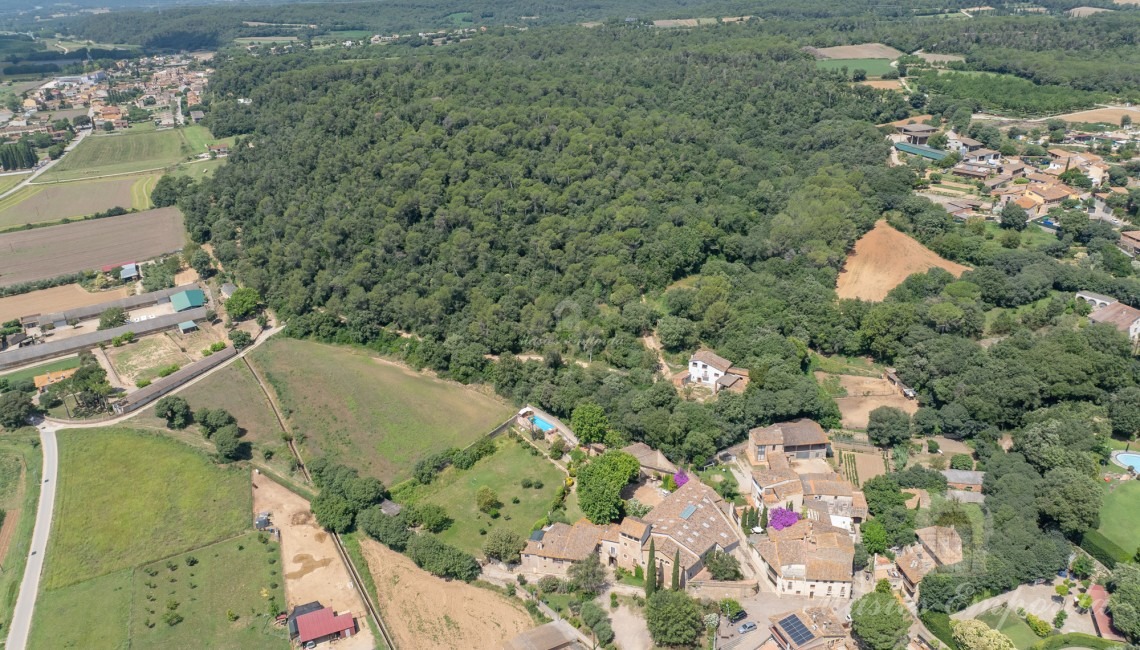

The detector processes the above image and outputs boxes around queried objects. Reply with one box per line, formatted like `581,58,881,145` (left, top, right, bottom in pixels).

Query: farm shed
32,284,198,328
119,263,139,281
111,343,235,414
941,469,984,491
294,607,356,645
287,601,324,639
220,282,238,299
177,321,198,334
0,307,208,371
170,289,206,312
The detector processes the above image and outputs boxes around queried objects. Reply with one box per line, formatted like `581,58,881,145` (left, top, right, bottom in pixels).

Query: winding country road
3,325,282,650
5,427,56,650
0,126,92,202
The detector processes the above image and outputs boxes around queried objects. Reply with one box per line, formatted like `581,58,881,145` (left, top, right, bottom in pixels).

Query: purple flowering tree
673,470,689,488
769,507,800,531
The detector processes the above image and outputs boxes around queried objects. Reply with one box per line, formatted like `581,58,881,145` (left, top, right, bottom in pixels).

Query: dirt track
359,539,532,650
251,472,374,650
836,220,969,302
0,208,185,287
0,284,130,322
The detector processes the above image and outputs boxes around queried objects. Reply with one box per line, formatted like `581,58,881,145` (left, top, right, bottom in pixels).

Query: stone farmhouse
754,518,855,599
895,526,964,598
748,420,830,465
520,480,740,589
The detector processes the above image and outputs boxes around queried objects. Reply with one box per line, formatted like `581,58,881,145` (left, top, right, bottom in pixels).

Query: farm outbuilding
31,284,198,329
177,321,198,334
170,289,206,312
110,343,235,414
294,607,356,646
894,141,947,161
119,263,139,281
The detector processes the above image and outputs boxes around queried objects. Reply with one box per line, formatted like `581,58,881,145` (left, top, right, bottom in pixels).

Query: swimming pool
1117,452,1140,472
532,416,556,432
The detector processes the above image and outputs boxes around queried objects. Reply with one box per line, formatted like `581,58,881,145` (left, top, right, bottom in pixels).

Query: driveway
720,592,851,650
5,427,58,650
608,602,651,650
952,582,1097,636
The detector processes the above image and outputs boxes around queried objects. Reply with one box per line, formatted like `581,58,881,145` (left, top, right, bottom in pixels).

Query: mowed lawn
977,607,1039,650
39,128,194,182
180,124,237,154
1096,479,1140,553
817,58,895,77
398,436,583,556
251,338,514,483
0,357,81,386
41,428,251,589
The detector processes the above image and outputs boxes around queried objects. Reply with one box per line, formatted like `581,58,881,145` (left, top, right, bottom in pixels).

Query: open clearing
859,79,903,90
251,472,374,650
360,538,532,650
39,128,194,182
396,435,583,556
817,58,895,77
819,372,920,429
251,338,514,484
41,428,250,589
0,207,185,287
1067,6,1113,16
836,220,970,301
977,606,1040,650
106,332,192,384
914,52,966,63
811,43,904,59
0,174,157,230
0,284,130,323
1056,106,1140,124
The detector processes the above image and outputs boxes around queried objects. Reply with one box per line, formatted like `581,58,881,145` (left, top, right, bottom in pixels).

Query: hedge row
920,611,959,650
1078,530,1130,569
1031,633,1124,650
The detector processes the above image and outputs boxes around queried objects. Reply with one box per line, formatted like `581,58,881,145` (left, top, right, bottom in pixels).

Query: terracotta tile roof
33,368,77,389
801,473,854,498
1121,230,1140,245
644,480,737,559
690,349,733,372
621,442,678,474
752,465,800,489
750,420,828,448
522,520,604,561
759,520,854,583
1034,185,1075,202
916,526,964,565
600,523,621,543
1014,196,1039,210
619,518,648,539
895,546,934,584
1089,302,1140,332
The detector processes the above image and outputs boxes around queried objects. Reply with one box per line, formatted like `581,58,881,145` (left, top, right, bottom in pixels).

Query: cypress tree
645,539,656,597
671,550,680,590
760,505,769,529
740,507,751,533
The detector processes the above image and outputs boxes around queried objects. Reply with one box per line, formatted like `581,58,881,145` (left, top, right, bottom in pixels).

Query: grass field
0,357,80,385
171,157,227,179
0,173,157,230
251,338,514,483
180,124,236,155
41,428,251,589
816,58,896,77
1095,479,1140,554
977,606,1039,650
29,569,133,649
40,128,194,182
395,436,582,556
0,435,41,633
0,173,29,195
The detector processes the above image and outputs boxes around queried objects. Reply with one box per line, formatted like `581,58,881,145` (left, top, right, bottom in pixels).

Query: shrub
156,363,181,378
769,507,800,531
1025,613,1052,637
521,478,533,488
405,534,480,582
533,480,543,489
950,454,973,470
136,378,152,388
927,440,940,454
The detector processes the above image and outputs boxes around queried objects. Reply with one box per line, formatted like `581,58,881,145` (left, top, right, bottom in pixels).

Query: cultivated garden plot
250,338,514,484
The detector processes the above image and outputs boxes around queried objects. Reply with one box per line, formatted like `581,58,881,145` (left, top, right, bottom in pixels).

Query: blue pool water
1040,219,1057,228
532,416,556,432
1118,453,1140,472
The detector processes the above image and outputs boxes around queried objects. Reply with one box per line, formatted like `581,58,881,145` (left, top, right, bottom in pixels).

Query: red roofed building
1089,584,1124,641
295,607,357,645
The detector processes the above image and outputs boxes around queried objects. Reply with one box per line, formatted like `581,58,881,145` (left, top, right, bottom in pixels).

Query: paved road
5,426,58,650
0,126,91,201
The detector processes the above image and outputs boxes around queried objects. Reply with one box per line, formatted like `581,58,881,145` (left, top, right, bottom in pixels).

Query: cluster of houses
1077,290,1140,344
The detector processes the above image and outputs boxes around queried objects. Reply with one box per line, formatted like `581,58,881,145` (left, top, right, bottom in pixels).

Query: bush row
1077,530,1129,569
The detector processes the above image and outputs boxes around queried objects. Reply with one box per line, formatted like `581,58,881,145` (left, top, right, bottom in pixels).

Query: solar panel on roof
680,505,697,520
779,615,815,646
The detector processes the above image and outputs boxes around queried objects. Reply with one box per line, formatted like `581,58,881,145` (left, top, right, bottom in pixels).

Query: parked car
739,622,758,634
729,610,748,624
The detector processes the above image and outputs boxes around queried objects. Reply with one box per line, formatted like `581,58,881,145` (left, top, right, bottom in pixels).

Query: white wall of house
688,360,723,387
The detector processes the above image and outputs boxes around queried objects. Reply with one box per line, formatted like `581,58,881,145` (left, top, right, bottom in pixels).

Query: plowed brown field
836,220,969,301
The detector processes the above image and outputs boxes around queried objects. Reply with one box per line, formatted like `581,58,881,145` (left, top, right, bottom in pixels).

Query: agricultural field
250,338,514,484
233,36,300,44
171,157,227,179
359,538,532,650
0,284,130,323
0,172,29,195
395,435,582,556
40,428,250,590
859,79,903,90
0,174,157,230
1056,106,1140,125
38,128,194,182
180,124,236,155
816,58,895,77
0,435,41,633
135,361,293,476
817,372,918,429
1094,479,1140,555
0,207,185,287
914,52,966,64
811,43,904,59
836,220,970,301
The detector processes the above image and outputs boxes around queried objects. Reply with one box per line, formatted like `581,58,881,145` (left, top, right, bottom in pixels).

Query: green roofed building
894,141,948,161
170,289,206,313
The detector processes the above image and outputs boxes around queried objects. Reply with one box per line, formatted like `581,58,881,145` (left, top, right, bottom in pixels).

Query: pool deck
517,404,578,445
1110,450,1139,472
